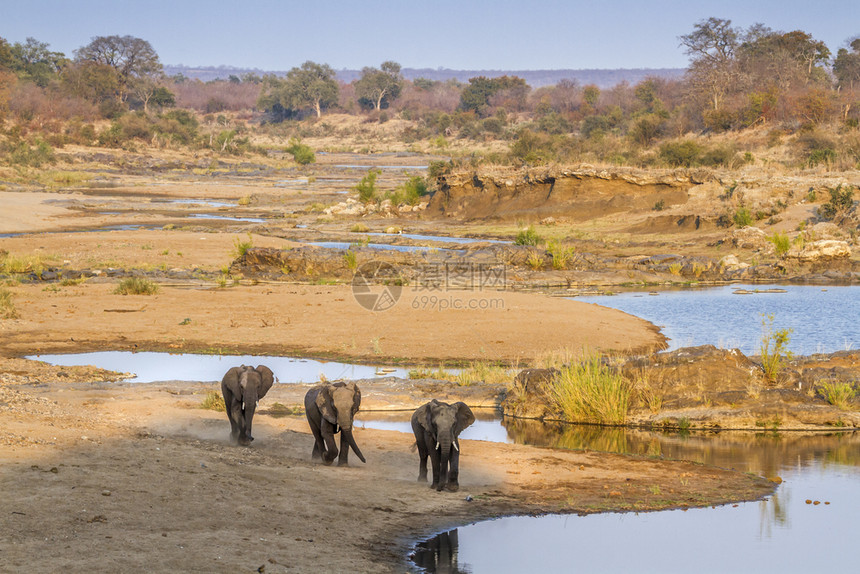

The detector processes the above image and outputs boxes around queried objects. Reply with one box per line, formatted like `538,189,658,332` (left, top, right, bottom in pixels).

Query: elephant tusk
436,441,440,451
453,440,459,452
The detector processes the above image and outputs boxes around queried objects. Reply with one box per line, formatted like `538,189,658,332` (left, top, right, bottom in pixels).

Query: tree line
1,19,859,168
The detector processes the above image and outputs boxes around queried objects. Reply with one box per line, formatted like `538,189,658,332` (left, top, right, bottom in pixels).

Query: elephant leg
425,435,441,489
222,387,238,442
337,431,349,466
319,419,339,465
307,415,325,460
415,432,429,482
445,444,461,492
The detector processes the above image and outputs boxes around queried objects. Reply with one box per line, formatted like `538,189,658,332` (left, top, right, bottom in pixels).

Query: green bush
232,233,254,258
818,381,857,409
514,225,542,246
114,277,159,295
733,207,753,227
285,138,315,165
5,138,55,167
818,185,855,220
355,169,380,204
659,139,702,167
388,176,429,206
767,232,791,257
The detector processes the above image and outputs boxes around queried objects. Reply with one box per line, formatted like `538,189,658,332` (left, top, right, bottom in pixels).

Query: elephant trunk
343,428,366,463
437,431,453,487
240,391,258,446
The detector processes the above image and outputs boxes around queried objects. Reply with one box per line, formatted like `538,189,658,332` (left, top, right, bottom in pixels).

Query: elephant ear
255,365,275,399
315,384,337,425
422,399,440,433
221,367,242,395
454,402,475,434
346,382,361,415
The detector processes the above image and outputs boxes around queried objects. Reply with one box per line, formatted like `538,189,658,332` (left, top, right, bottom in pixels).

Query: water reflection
414,420,860,573
411,530,467,574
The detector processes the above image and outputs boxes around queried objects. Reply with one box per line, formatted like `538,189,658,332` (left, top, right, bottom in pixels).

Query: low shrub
355,169,380,204
733,207,753,227
114,277,159,295
817,381,857,409
767,232,791,257
515,225,542,246
232,233,254,258
285,138,315,165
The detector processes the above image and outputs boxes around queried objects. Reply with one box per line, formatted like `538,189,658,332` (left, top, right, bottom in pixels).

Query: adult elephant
221,365,275,446
304,381,366,466
411,399,475,491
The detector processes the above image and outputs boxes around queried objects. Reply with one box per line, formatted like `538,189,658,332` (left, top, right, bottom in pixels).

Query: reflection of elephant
411,529,462,573
411,400,475,491
221,365,274,446
304,382,366,466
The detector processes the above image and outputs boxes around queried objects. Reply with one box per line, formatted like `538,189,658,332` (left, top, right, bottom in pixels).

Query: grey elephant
221,365,275,446
411,399,475,491
304,381,366,466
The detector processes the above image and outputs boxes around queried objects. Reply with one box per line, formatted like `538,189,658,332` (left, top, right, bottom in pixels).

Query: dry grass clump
0,287,18,319
114,277,159,295
200,390,225,412
551,354,631,425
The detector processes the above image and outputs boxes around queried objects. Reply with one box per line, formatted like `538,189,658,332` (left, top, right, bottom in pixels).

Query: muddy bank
505,345,860,430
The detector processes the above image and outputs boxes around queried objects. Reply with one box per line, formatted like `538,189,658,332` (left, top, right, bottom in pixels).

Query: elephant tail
409,441,418,452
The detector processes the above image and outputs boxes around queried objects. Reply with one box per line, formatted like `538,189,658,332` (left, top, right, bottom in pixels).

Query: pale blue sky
1,0,857,71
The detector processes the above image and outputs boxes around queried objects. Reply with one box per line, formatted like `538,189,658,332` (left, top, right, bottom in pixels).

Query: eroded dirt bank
0,362,775,573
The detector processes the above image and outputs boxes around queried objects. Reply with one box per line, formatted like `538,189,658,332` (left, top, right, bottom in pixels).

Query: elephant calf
304,381,366,466
221,365,274,446
411,399,475,492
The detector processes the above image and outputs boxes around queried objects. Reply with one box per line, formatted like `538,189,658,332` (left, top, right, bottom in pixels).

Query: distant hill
163,65,685,88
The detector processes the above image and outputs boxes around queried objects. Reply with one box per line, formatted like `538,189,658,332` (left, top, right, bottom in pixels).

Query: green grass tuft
551,354,631,425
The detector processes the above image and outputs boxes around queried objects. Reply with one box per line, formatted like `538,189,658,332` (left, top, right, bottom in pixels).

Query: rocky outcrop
786,239,852,261
503,345,860,430
427,166,697,220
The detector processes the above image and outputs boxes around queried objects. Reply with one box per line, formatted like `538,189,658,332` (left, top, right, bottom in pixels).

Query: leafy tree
834,39,860,90
355,61,403,110
7,37,67,87
60,60,120,104
459,75,528,116
258,61,339,119
74,35,162,102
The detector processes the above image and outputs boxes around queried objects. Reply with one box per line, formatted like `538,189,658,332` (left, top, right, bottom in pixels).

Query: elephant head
304,381,366,466
221,364,275,446
412,399,475,491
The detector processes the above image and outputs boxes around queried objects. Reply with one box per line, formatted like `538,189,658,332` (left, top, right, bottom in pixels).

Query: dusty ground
0,155,792,572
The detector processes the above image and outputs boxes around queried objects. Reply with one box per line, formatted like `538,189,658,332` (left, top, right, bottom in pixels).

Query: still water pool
28,351,408,383
578,284,859,355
